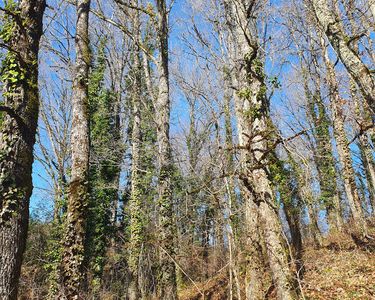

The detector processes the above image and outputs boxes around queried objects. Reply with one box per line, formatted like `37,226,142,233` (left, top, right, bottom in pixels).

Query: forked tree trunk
0,1,46,299
60,0,91,298
226,1,297,299
224,2,265,299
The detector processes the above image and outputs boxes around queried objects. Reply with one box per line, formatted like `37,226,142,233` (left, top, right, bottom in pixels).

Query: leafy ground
179,232,375,300
18,223,375,299
301,231,375,300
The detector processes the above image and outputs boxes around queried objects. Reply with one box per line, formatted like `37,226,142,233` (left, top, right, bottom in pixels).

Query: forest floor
179,231,375,300
18,222,375,299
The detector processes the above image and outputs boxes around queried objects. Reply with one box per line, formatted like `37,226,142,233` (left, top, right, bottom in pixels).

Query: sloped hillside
179,232,375,300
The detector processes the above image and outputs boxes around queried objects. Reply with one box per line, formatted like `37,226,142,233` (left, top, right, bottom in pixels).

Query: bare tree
154,0,177,298
309,0,375,114
225,1,298,299
60,0,91,298
128,3,144,298
320,37,368,234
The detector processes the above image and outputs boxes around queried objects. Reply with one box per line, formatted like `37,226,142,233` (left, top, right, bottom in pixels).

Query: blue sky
26,0,375,221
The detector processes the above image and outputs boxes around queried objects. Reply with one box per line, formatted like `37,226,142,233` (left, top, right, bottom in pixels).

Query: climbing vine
309,92,337,209
0,0,25,96
85,39,123,291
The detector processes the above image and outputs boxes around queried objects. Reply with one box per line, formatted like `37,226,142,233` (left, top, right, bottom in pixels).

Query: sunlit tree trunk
128,8,143,298
310,0,375,113
60,0,91,298
224,2,265,298
0,1,46,299
321,39,367,235
279,153,305,279
84,39,122,294
155,0,177,298
358,138,375,211
369,0,375,24
352,84,375,212
223,70,242,300
306,199,323,247
226,1,297,299
242,190,265,300
301,50,342,231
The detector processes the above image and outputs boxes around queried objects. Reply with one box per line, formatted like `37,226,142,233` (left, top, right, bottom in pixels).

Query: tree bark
369,0,375,24
282,196,304,279
60,0,91,298
0,1,46,299
358,137,375,211
321,39,367,235
301,49,342,231
306,201,323,247
310,0,375,114
226,1,298,299
352,83,375,212
243,190,265,300
128,8,143,298
223,70,242,300
155,0,177,298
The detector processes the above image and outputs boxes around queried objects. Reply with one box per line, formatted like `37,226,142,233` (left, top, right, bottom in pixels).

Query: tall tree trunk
128,10,143,298
301,54,342,231
224,2,265,298
155,0,177,298
358,139,375,212
282,203,303,275
84,40,122,293
358,138,375,211
227,1,297,299
60,0,91,298
279,153,305,279
321,39,367,234
243,190,265,300
223,70,242,300
306,200,323,248
350,81,375,212
310,0,375,114
0,1,46,299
